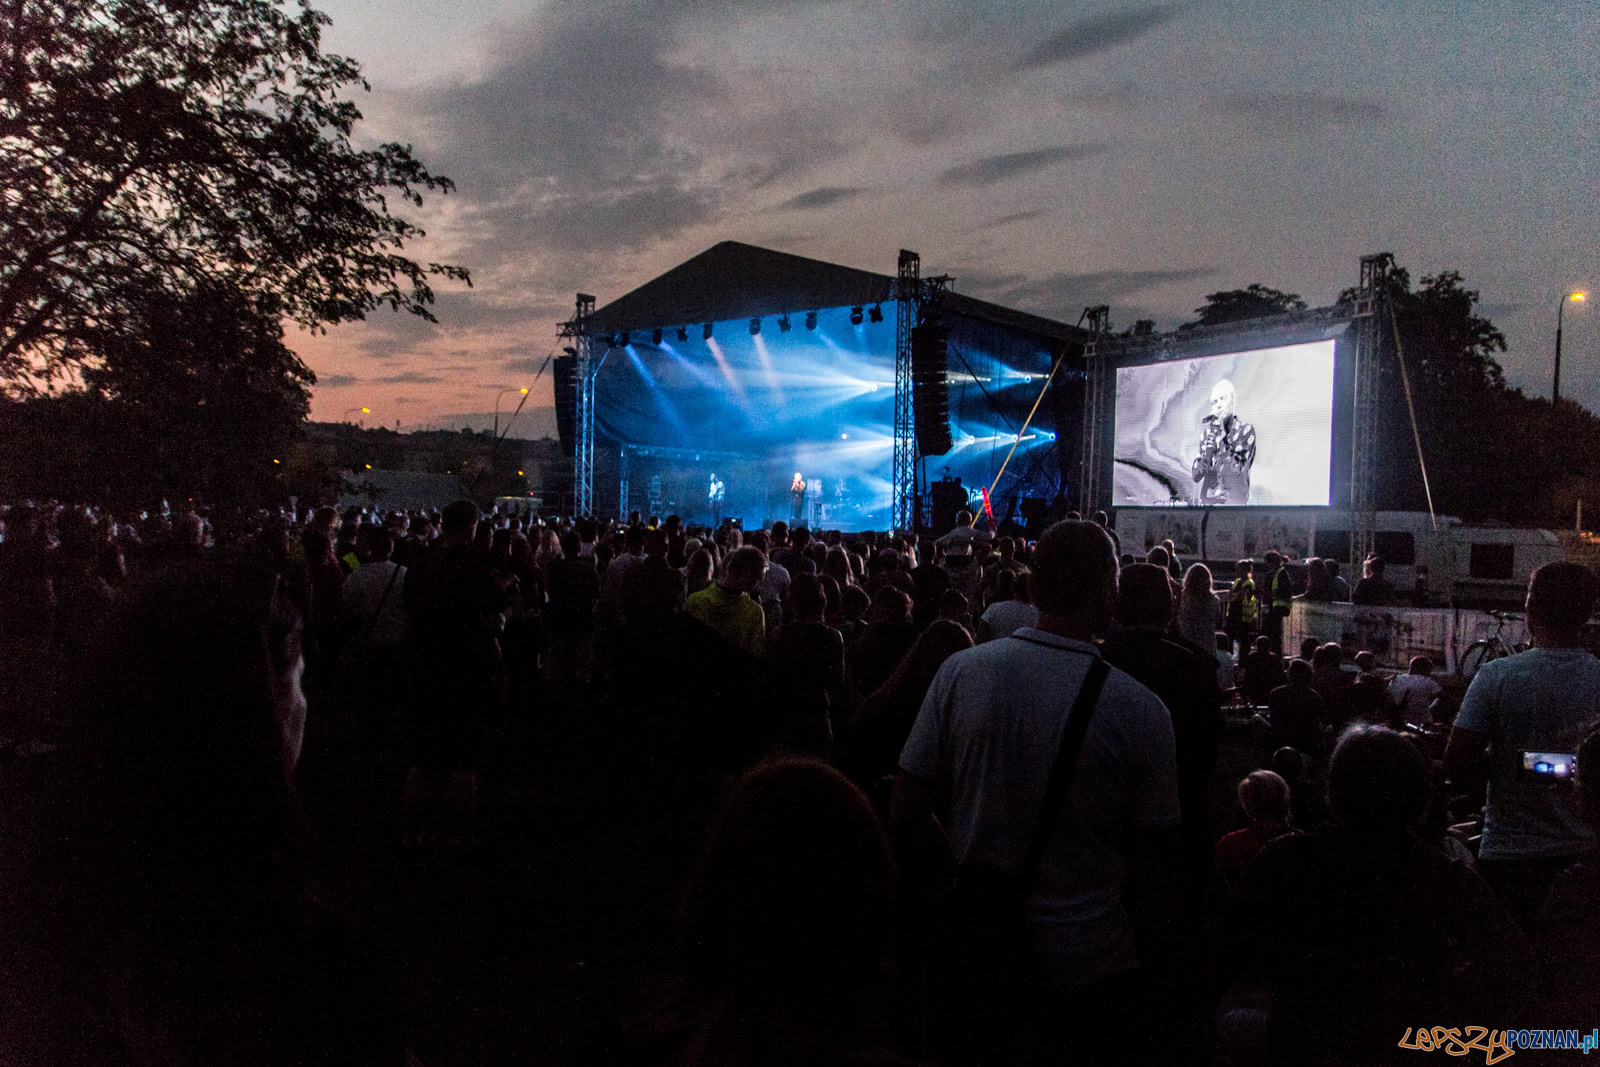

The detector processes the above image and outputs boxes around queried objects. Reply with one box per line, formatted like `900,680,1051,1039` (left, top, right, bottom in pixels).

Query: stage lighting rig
850,306,864,325
612,331,627,347
703,323,714,340
677,326,689,342
805,311,818,330
778,314,792,332
652,327,663,344
749,317,761,336
868,304,884,323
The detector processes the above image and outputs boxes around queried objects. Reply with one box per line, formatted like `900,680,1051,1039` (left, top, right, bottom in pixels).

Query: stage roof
583,241,1087,347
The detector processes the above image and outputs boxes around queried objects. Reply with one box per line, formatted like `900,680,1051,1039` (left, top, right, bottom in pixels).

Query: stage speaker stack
912,323,952,455
553,354,578,452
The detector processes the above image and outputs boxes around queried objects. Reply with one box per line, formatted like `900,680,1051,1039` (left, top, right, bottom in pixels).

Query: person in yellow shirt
685,546,769,659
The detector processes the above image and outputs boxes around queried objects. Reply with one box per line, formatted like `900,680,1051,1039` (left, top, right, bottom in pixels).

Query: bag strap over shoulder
1022,656,1111,886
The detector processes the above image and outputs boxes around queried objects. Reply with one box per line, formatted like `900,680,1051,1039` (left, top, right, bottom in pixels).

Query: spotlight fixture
702,322,714,340
676,326,689,342
749,317,761,336
652,327,663,344
868,304,884,323
778,314,792,333
850,305,864,325
805,311,818,330
612,331,626,347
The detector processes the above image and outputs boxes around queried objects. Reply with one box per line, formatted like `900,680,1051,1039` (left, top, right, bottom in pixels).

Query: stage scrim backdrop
1112,339,1336,508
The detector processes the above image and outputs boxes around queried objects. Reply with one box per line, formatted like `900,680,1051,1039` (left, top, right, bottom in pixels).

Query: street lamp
1554,291,1587,406
495,386,529,437
343,406,371,427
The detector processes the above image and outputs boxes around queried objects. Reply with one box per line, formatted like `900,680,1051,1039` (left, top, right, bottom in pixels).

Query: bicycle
1457,609,1529,680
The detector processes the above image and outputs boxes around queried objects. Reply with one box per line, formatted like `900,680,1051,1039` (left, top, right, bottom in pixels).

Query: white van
1113,508,1560,608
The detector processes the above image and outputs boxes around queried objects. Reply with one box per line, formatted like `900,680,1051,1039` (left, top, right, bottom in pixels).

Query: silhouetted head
790,573,826,622
441,499,478,543
1031,520,1118,637
681,758,894,999
1326,726,1429,834
1526,560,1599,640
1182,562,1213,601
1238,770,1291,828
1116,562,1173,628
723,546,767,593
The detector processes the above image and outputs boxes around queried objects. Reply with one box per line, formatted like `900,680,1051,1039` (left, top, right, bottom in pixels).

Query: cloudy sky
297,0,1598,436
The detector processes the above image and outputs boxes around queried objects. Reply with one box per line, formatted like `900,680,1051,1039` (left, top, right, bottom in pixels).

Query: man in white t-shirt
893,520,1180,1063
1388,655,1443,727
1447,561,1600,929
340,525,407,649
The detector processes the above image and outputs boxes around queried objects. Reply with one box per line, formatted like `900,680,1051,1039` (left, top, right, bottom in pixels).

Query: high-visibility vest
1231,577,1258,625
1271,566,1292,610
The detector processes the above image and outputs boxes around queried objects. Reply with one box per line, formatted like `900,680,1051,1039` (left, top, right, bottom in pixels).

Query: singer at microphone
1191,379,1256,505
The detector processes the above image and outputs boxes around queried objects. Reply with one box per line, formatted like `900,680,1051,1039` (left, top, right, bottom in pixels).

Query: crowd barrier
1285,600,1529,674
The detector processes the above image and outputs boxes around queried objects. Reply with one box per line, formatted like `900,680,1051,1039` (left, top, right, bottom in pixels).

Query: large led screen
1112,339,1336,507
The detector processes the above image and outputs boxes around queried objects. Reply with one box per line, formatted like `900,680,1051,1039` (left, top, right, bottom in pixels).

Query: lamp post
342,405,370,427
1554,291,1587,406
494,386,529,437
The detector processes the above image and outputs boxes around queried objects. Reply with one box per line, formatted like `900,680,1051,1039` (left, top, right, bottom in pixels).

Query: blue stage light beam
751,334,786,407
624,345,694,441
704,337,750,404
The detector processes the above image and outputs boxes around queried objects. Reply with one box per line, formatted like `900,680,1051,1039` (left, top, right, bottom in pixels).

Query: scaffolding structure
892,250,920,532
1349,253,1393,567
1076,306,1112,515
557,293,597,516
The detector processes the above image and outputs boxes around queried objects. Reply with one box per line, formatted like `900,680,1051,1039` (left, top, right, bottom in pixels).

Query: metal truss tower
1076,306,1111,516
1350,254,1392,568
893,250,920,532
557,293,597,516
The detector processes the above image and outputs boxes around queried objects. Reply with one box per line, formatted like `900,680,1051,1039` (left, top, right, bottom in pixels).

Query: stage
566,242,1086,530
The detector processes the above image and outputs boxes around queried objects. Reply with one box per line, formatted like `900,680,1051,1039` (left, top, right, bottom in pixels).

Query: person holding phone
1445,560,1600,929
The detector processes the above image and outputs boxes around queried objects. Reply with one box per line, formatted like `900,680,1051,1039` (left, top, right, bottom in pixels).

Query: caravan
1114,509,1562,609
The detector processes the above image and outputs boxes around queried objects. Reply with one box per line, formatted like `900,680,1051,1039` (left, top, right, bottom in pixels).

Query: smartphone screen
1522,751,1576,780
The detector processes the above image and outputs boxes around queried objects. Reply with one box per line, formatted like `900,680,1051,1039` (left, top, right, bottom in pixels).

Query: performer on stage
1191,379,1256,505
708,472,725,526
790,472,807,526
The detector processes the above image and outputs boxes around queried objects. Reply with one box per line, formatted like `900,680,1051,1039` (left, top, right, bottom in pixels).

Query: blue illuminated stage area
572,242,1086,531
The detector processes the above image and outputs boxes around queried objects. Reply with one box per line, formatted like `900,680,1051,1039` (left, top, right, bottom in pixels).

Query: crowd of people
0,497,1596,1064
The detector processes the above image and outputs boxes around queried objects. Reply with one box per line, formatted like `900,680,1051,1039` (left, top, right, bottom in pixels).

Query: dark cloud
410,1,861,283
962,266,1218,317
504,355,556,375
780,186,868,211
976,209,1046,230
937,143,1110,187
1213,92,1389,130
1018,6,1175,71
318,374,360,388
380,371,446,384
1061,80,1141,111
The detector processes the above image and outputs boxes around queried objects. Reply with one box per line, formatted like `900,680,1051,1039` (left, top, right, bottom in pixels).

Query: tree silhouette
1181,284,1307,329
0,0,469,389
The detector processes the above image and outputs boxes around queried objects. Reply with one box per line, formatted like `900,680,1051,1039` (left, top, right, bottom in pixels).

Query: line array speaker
912,323,952,455
553,355,577,452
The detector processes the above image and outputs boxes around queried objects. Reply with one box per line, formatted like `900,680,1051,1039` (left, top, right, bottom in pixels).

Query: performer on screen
1192,379,1256,505
790,472,807,526
708,472,725,526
